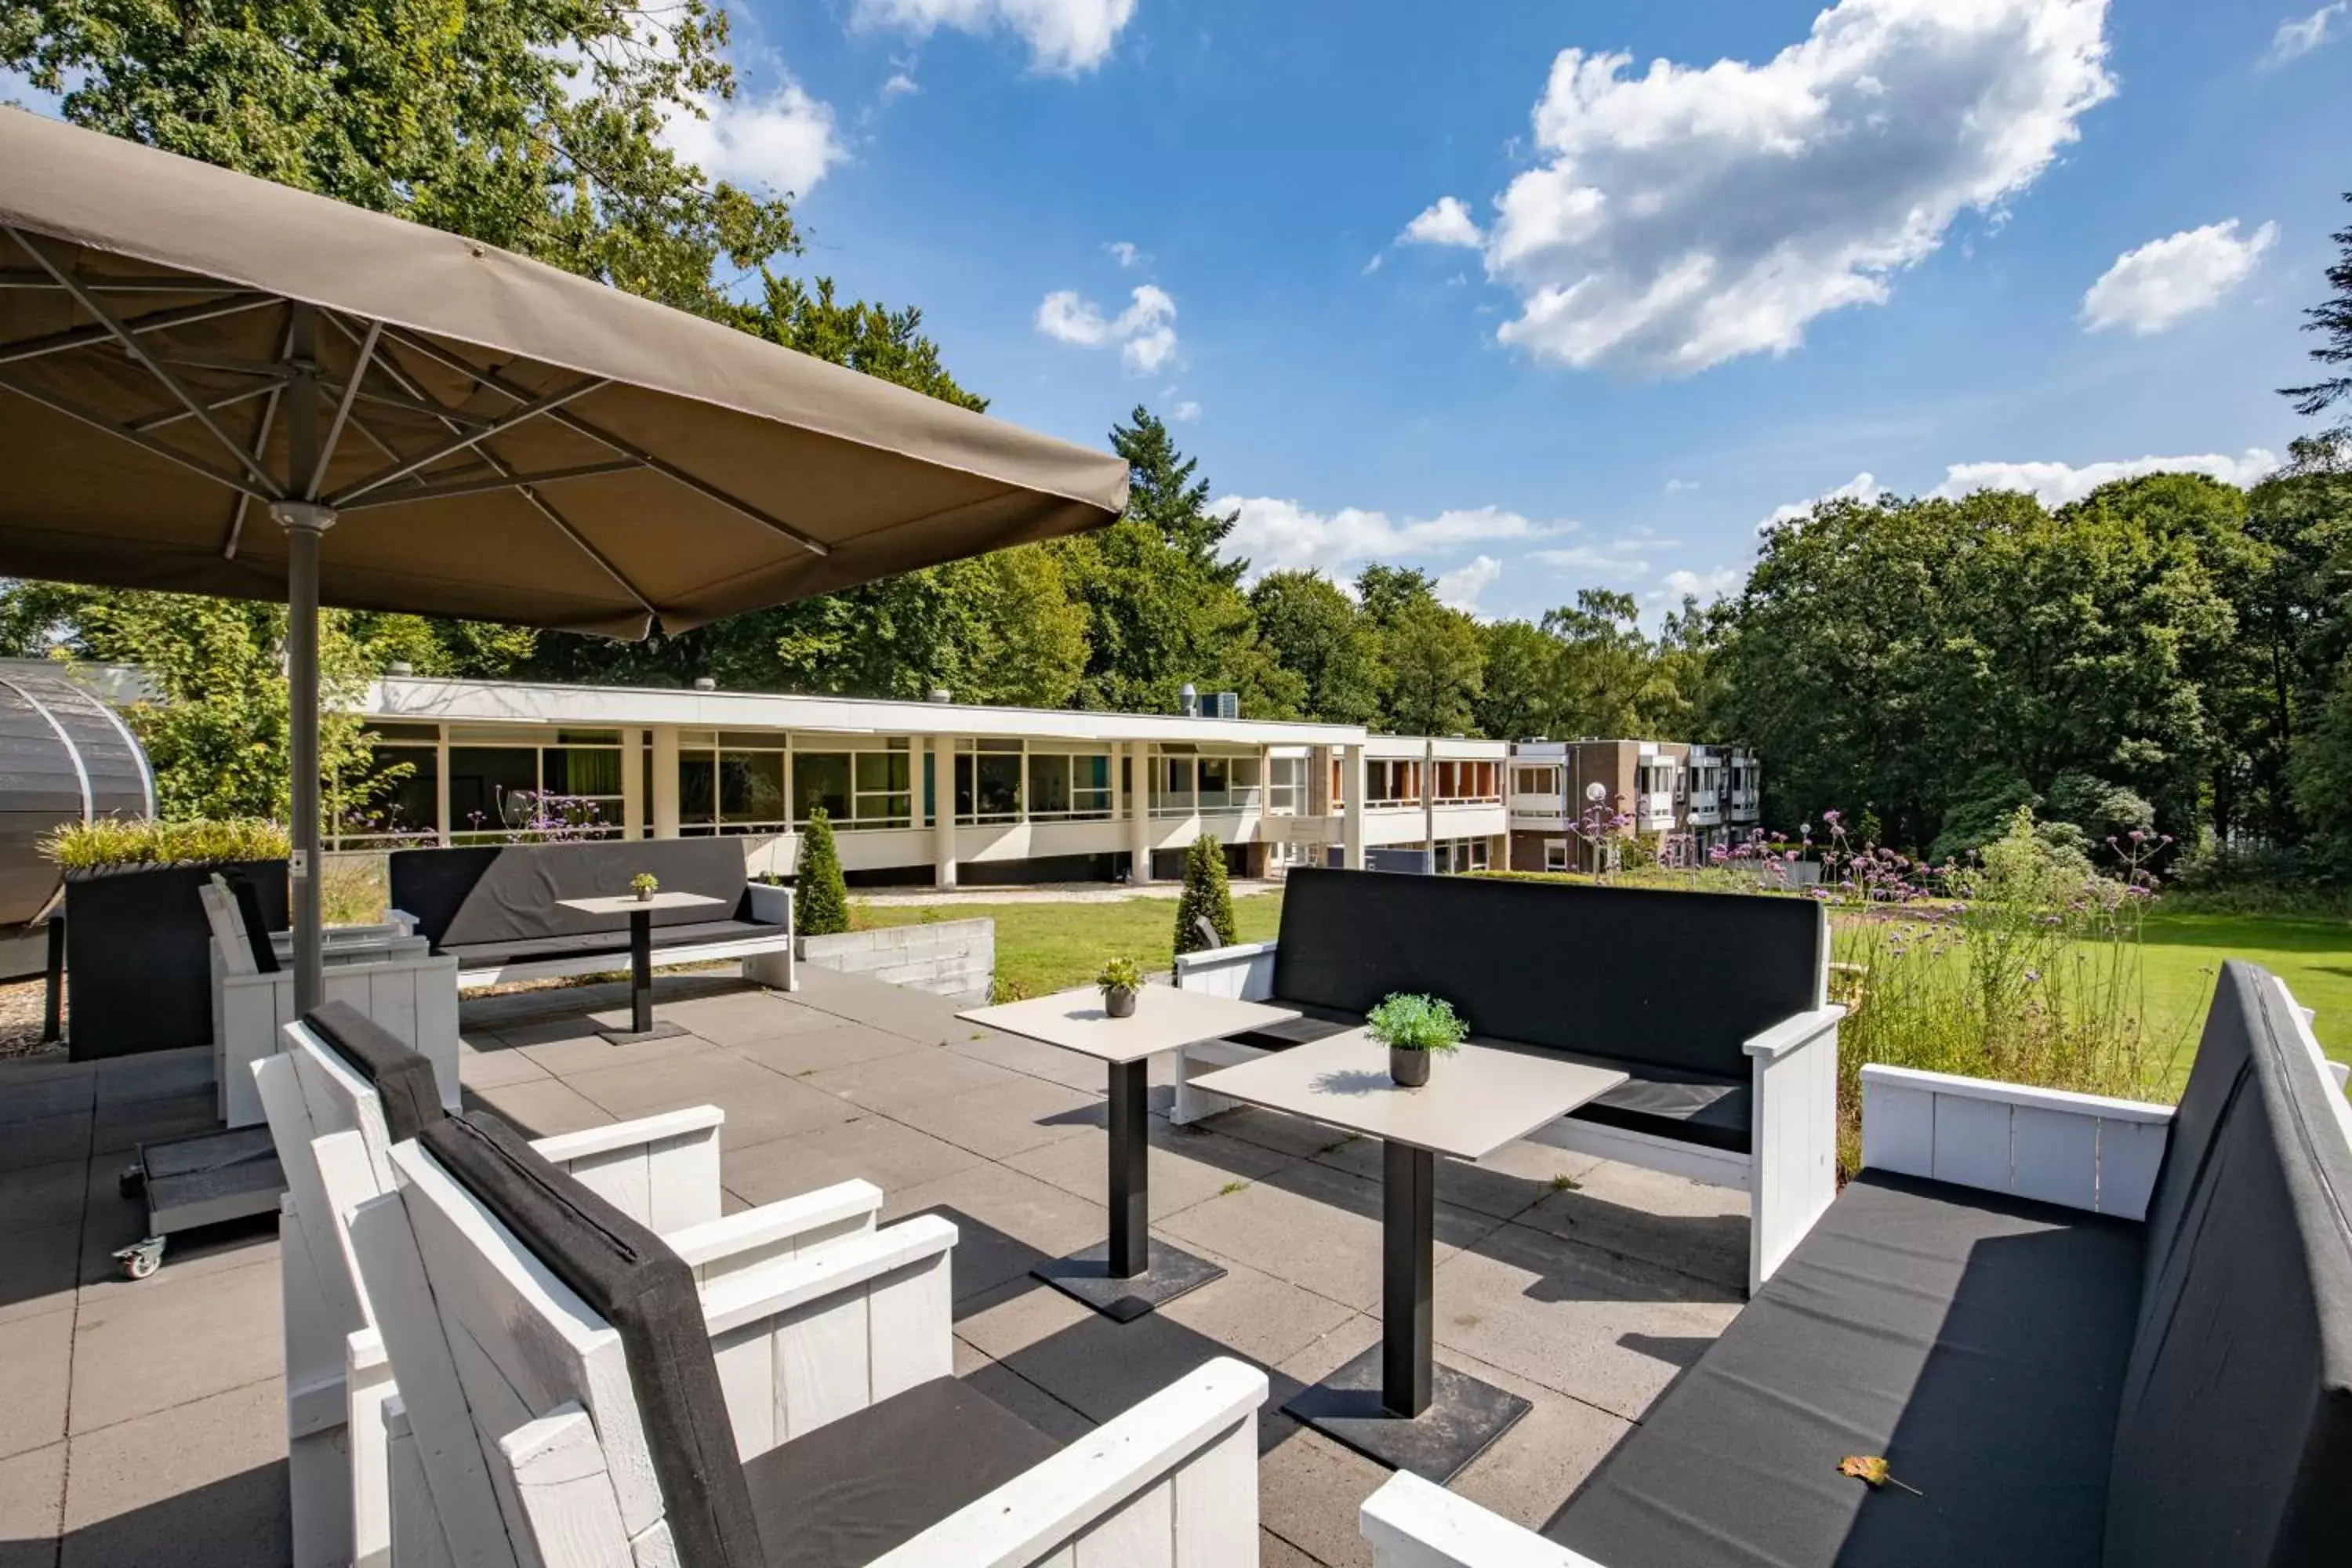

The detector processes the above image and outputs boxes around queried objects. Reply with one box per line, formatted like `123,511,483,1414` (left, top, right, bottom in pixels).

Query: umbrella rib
0,293,270,367
311,321,381,498
223,314,300,560
0,269,234,292
335,460,641,510
129,379,280,432
319,312,662,619
5,229,285,499
372,325,831,558
0,362,274,500
323,376,611,507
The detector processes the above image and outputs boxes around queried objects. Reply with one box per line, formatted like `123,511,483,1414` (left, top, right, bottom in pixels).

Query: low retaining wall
799,918,994,1003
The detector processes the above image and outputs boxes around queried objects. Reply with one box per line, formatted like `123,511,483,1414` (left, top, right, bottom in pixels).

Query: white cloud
1761,471,1884,530
2080,220,2278,335
1216,498,1566,582
882,71,920,97
1664,477,1700,493
1171,400,1202,423
1432,0,2114,375
1105,240,1140,267
1436,556,1505,614
661,75,844,197
1653,565,1744,604
1530,543,1653,575
2270,3,2347,62
1933,448,2281,506
1034,284,1181,373
1400,196,1484,249
853,0,1135,73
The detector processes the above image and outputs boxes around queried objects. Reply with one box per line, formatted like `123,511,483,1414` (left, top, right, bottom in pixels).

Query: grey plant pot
1103,985,1138,1018
635,889,655,902
1389,1045,1431,1087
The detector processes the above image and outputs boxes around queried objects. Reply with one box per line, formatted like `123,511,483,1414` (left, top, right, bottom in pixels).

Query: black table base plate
1283,1345,1533,1483
595,1021,691,1046
1032,1240,1227,1322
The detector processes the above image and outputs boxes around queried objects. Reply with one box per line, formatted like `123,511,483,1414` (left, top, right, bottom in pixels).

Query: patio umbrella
0,109,1128,1011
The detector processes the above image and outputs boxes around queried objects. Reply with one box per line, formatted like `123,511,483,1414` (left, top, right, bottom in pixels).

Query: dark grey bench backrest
1271,869,1824,1080
389,838,753,951
2103,960,2352,1567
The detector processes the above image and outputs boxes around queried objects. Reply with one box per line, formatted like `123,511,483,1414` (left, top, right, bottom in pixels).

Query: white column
650,724,680,838
1341,744,1367,870
932,735,958,887
1127,741,1153,884
1422,740,1437,858
433,727,452,847
620,728,645,840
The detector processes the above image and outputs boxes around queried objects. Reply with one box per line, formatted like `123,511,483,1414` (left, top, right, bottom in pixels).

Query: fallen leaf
1837,1454,1923,1496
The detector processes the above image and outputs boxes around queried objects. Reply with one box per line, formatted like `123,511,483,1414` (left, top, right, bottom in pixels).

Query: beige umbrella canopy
0,107,1127,1006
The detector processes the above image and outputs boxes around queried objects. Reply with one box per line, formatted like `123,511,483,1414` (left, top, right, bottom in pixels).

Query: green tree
1173,833,1236,955
1248,571,1383,724
1474,619,1562,741
1112,406,1243,584
1352,566,1483,735
796,808,851,936
2283,191,2352,441
1543,590,1663,739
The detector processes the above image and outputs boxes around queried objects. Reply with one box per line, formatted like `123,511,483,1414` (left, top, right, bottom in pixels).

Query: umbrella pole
276,302,329,1013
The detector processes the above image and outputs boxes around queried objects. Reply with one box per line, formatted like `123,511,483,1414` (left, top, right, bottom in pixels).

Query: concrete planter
64,858,289,1059
1388,1044,1432,1088
797,916,995,1003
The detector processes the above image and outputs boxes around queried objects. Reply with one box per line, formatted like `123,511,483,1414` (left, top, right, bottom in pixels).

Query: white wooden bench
1172,871,1842,1294
252,1013,886,1568
346,1111,1270,1568
200,877,458,1129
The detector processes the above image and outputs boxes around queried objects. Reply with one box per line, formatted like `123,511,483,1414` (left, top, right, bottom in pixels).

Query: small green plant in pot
630,871,659,902
1097,955,1144,1018
1366,993,1467,1087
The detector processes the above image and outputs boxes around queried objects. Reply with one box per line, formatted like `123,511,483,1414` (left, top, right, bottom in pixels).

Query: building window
1432,837,1492,874
1266,756,1304,815
1544,838,1568,873
678,730,789,835
1511,765,1557,797
336,723,439,846
853,749,914,827
1152,747,1262,816
956,739,1024,824
1027,750,1112,820
1365,759,1419,806
443,726,623,841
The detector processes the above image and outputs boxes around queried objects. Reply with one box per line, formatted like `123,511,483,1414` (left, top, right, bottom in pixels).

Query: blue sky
20,2,2350,623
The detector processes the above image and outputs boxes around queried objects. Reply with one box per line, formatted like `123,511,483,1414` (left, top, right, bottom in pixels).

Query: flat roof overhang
361,677,1371,748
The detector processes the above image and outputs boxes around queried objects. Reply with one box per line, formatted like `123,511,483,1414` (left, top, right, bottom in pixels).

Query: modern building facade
1505,739,1760,872
339,677,1512,887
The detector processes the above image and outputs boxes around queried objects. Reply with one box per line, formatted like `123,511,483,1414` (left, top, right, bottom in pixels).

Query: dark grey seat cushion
1569,1067,1750,1155
445,918,781,969
419,1112,768,1567
390,838,757,954
1227,997,1359,1051
305,1000,444,1143
744,1375,1058,1568
1547,1171,2144,1568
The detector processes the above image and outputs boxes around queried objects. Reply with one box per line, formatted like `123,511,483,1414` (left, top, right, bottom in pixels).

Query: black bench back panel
2103,961,2352,1567
1271,869,1822,1080
390,838,752,950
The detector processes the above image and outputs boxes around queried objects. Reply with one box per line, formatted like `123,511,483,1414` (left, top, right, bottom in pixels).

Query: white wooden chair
202,876,459,1128
254,1009,890,1568
346,1109,1270,1568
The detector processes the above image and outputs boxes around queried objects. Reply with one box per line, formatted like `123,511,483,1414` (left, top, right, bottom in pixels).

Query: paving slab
1311,1131,1599,1221
90,1050,212,1108
1519,1157,1751,1291
0,1112,88,1174
1428,1219,1740,1422
949,1336,1095,1446
89,1090,216,1157
1004,1118,1300,1220
67,1255,281,1435
451,1040,550,1090
880,1163,1106,1305
941,1029,1127,1094
1442,1348,1632,1537
566,1051,863,1149
883,1073,1104,1161
649,990,833,1047
0,1221,79,1327
797,1046,1025,1116
516,1020,717,1078
60,1379,288,1568
0,1308,72,1458
720,1113,986,1207
458,1076,616,1138
725,1019,927,1078
0,1442,64,1568
0,1160,87,1239
1257,1420,1385,1568
0,1075,93,1127
1154,1248,1363,1370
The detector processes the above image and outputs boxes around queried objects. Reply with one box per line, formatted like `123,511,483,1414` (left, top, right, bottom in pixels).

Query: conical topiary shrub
1174,832,1236,956
797,807,851,937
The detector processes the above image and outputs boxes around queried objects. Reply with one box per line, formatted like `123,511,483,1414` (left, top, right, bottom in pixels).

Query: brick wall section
797,918,995,1003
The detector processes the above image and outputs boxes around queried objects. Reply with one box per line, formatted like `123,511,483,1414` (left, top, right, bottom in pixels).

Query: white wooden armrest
697,1214,957,1338
502,1404,631,1559
1860,1062,2174,1219
531,1105,727,1233
529,1105,725,1164
1172,939,1279,1001
1742,1004,1845,1059
1360,1472,1608,1568
873,1357,1269,1568
663,1179,883,1283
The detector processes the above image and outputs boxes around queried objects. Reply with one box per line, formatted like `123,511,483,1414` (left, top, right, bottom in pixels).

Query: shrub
42,816,290,872
1173,833,1236,955
797,808,851,936
1366,992,1468,1054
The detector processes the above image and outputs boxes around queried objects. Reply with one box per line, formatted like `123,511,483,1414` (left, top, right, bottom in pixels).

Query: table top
555,891,727,916
960,985,1300,1065
1189,1029,1628,1163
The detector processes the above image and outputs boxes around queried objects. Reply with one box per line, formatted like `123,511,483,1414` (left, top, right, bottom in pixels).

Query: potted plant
630,871,660,902
1096,955,1143,1018
1365,993,1467,1087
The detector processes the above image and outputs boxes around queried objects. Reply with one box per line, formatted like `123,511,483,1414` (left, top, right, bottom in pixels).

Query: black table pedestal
594,907,688,1045
1281,1142,1530,1482
1032,1057,1225,1321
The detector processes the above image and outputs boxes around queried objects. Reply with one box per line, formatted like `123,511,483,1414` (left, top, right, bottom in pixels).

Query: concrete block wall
797,917,995,1004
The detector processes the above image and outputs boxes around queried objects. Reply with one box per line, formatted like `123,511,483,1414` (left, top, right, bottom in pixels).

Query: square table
555,891,726,1044
960,984,1299,1320
1192,1029,1628,1482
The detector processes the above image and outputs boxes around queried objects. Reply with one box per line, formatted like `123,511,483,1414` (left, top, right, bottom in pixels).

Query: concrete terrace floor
0,966,1751,1568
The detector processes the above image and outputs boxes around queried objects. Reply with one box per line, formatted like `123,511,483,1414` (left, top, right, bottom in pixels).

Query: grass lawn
851,893,1285,999
2137,911,2351,1076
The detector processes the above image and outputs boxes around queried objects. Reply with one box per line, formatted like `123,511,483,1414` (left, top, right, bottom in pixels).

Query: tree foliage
1172,833,1236,956
795,808,851,936
2283,191,2352,439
